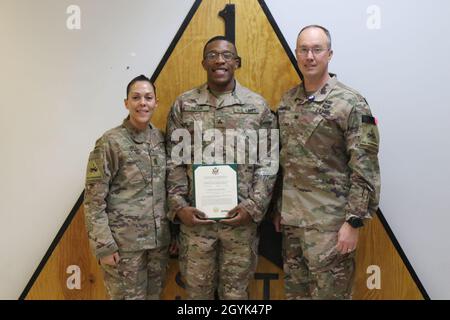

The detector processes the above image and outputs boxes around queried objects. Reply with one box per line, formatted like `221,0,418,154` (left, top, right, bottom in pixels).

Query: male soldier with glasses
166,36,277,299
274,25,381,299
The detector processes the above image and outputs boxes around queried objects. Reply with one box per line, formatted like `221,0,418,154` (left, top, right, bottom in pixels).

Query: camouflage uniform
84,118,170,300
277,74,380,299
166,81,277,299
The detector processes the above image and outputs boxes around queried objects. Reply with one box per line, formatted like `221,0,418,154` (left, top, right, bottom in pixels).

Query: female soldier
84,75,170,299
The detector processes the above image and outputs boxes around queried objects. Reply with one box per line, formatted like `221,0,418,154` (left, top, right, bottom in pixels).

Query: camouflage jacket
166,81,278,224
84,118,170,259
277,74,380,231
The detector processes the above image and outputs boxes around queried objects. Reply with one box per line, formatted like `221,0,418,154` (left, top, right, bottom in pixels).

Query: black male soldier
166,36,277,299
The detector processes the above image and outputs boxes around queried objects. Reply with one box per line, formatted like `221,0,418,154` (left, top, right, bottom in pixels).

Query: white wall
0,0,194,299
265,0,450,299
1,0,449,299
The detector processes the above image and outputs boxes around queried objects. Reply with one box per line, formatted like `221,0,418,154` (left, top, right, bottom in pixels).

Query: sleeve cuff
345,212,372,222
239,199,263,224
95,242,119,260
168,196,190,222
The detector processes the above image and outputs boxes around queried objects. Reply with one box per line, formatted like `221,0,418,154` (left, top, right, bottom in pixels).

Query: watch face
349,218,363,228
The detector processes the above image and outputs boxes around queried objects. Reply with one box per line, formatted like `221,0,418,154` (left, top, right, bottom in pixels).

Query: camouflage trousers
101,246,169,300
179,223,258,300
282,225,355,300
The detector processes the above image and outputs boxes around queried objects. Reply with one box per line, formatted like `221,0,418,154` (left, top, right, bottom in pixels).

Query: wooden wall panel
353,215,423,300
26,206,108,300
24,0,424,300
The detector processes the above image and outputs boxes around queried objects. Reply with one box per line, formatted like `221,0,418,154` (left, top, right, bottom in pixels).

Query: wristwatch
346,217,364,228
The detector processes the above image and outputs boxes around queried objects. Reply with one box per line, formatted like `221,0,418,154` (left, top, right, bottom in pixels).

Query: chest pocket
124,146,153,186
279,110,323,151
231,106,260,129
182,104,210,132
298,112,323,145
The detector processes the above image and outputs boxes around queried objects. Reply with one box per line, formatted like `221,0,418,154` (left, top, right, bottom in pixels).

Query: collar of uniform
197,80,245,109
122,117,151,144
295,73,338,104
148,122,164,150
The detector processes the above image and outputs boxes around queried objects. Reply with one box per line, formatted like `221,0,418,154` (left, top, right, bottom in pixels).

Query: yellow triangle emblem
86,160,103,181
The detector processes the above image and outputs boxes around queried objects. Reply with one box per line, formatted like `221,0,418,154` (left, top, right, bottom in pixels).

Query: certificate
193,164,238,220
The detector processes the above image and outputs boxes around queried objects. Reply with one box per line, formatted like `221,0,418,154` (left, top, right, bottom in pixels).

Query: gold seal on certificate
193,164,238,220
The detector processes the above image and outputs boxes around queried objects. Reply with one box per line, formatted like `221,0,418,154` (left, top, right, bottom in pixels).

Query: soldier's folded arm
344,98,381,223
84,136,119,259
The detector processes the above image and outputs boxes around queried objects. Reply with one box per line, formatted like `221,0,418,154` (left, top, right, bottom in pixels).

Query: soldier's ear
235,56,241,69
328,50,333,62
124,98,130,111
201,58,208,71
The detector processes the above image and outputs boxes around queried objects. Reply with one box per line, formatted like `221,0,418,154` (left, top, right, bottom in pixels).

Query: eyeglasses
204,51,236,61
296,47,329,57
